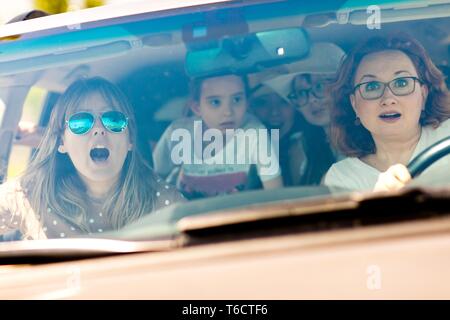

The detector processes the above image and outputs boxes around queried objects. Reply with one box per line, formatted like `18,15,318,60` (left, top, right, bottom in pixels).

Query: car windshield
0,0,449,243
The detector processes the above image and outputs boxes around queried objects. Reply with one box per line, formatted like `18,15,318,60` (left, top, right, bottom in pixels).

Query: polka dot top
0,178,185,240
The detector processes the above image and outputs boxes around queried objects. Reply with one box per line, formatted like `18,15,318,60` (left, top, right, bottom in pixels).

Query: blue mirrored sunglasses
66,111,128,135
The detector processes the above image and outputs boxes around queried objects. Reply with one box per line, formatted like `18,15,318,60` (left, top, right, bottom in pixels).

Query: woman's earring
57,145,66,153
354,117,361,126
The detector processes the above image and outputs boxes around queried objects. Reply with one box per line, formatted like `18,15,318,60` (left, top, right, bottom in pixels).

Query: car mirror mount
185,27,311,78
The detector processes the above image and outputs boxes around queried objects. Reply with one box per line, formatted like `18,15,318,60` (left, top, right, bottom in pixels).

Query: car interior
2,1,450,301
0,0,449,233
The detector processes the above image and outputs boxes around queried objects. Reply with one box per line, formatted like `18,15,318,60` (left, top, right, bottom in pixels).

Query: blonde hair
20,77,158,234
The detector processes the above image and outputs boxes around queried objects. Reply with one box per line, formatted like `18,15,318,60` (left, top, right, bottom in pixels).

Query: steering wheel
407,136,450,178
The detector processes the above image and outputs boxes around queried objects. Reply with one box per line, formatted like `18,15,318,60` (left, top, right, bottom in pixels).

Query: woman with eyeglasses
288,73,340,185
0,77,183,240
260,42,346,186
324,34,450,191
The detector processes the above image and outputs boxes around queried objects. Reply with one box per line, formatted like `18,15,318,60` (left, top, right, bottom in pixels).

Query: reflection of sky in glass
69,112,127,133
0,0,136,24
102,114,127,132
0,97,5,125
69,117,92,134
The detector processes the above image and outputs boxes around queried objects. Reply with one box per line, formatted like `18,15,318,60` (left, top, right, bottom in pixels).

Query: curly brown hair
330,33,450,158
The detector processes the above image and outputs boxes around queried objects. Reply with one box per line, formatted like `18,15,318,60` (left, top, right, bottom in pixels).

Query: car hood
1,185,450,265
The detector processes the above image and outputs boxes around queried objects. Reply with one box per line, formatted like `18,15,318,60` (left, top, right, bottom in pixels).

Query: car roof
0,0,233,38
5,0,448,39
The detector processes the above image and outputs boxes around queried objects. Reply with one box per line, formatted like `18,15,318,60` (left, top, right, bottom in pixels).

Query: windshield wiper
177,187,450,245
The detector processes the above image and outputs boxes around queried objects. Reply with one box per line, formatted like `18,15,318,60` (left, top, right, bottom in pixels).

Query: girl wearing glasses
288,73,340,185
0,77,183,240
324,34,450,191
262,42,346,185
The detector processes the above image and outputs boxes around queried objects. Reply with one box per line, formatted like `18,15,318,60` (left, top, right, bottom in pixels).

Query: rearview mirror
185,27,310,78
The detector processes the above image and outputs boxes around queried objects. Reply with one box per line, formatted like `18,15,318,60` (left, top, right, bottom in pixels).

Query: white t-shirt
324,119,450,191
153,114,281,198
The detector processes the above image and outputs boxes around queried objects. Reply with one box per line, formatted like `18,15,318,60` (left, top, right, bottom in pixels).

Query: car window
0,95,5,126
8,86,47,179
0,0,449,241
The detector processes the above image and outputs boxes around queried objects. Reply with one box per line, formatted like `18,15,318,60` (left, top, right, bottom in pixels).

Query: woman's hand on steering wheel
373,136,450,192
374,164,412,192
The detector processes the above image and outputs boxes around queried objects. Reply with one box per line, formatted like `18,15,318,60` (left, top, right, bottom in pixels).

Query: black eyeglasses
288,81,328,107
353,76,423,100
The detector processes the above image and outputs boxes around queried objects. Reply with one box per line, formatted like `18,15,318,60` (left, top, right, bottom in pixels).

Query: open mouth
311,108,327,117
90,147,110,162
379,113,401,120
